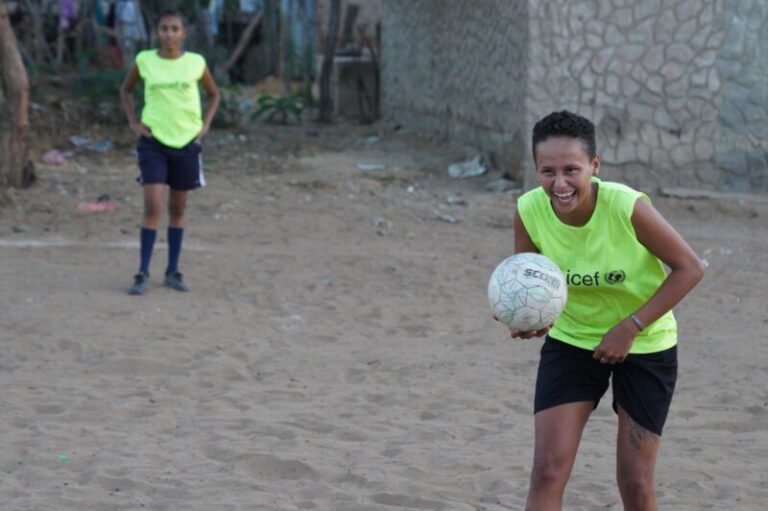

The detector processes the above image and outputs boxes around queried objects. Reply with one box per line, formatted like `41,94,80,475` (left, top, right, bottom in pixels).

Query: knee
143,201,162,221
530,455,571,490
168,202,185,220
617,470,655,508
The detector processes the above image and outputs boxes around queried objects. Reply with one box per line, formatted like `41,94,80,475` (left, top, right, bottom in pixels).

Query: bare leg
526,401,594,511
616,405,660,511
168,188,188,228
142,184,165,229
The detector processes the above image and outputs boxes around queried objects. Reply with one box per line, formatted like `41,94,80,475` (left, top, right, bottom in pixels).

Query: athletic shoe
129,272,149,295
163,271,189,292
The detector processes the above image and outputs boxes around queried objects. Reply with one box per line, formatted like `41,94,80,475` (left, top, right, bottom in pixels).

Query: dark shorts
534,336,677,436
137,136,205,190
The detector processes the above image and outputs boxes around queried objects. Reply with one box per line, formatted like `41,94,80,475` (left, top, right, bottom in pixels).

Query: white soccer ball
488,252,567,331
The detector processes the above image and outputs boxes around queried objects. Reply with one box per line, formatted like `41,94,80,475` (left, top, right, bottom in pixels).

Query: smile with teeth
554,191,575,200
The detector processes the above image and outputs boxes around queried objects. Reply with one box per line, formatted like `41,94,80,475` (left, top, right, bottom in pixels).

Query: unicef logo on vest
150,81,191,91
604,270,626,284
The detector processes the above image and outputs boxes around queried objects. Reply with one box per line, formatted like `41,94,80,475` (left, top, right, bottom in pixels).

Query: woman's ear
591,154,601,176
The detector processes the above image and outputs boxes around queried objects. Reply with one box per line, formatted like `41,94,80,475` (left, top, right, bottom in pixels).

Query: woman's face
157,15,186,51
534,136,600,226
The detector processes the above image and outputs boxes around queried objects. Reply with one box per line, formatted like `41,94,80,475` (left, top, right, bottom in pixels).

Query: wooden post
0,0,34,188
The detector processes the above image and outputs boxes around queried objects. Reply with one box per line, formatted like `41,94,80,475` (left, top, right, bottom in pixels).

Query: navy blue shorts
137,136,205,190
534,336,677,436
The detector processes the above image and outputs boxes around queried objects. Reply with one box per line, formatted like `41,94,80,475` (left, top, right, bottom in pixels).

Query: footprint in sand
369,493,459,510
238,453,317,481
33,403,66,414
335,429,368,442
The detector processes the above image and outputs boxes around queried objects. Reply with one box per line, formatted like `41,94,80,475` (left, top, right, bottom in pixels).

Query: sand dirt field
1,120,767,510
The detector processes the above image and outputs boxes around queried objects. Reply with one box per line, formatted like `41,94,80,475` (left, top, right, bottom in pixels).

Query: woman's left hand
593,318,638,365
196,125,210,142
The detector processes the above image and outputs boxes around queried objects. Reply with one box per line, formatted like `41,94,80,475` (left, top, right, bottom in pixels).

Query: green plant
250,91,310,124
213,84,250,128
73,70,127,105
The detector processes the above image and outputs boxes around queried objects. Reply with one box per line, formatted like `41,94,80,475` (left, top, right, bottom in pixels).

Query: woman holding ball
506,110,704,510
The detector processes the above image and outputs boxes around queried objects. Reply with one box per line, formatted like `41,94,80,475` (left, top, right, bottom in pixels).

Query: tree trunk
264,0,279,76
196,0,213,61
0,0,34,188
317,0,340,122
282,0,294,95
299,0,313,102
20,0,54,68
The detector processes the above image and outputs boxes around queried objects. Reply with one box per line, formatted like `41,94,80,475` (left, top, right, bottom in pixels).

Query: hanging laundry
59,0,78,30
115,0,147,44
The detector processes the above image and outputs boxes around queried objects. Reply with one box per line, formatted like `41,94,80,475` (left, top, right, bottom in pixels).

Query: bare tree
20,0,54,68
298,0,313,101
317,0,340,122
282,0,294,95
264,0,279,76
0,0,34,188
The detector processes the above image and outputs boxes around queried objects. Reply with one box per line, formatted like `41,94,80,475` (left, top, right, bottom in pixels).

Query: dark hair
157,9,187,28
532,110,597,159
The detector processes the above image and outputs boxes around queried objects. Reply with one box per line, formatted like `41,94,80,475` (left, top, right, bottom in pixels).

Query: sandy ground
1,120,768,510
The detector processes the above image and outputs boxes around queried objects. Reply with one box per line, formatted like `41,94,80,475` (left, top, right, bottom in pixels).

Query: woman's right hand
493,315,552,339
130,122,152,138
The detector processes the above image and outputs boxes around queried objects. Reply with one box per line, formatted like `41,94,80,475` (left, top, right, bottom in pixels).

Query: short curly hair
532,110,596,160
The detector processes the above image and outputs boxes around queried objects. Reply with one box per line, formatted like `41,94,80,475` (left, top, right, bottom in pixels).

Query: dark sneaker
129,272,148,295
163,271,189,292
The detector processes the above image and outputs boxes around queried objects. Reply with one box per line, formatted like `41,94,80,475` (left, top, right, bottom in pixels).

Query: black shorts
534,336,677,436
137,136,205,190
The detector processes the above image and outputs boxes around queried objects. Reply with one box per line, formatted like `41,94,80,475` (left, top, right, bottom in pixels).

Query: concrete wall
381,0,768,192
381,0,529,171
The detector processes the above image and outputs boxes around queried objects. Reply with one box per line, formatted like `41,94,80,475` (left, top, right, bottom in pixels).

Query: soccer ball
488,252,567,331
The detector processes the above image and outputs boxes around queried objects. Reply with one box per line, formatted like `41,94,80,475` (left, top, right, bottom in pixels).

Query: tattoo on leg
624,411,658,449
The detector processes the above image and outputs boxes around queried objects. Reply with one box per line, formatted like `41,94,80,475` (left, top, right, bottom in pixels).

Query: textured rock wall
715,0,768,191
381,0,529,170
527,0,726,190
382,0,768,191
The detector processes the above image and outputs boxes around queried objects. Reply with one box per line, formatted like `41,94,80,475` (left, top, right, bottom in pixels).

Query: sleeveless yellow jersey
135,50,206,148
516,178,677,354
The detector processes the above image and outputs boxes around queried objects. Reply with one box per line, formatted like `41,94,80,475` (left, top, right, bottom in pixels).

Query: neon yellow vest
517,178,677,354
135,50,206,148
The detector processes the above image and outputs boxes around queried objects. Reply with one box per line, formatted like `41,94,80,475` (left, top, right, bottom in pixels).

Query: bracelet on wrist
629,313,645,332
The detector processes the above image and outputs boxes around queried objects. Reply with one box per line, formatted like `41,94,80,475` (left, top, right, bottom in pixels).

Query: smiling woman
498,110,706,510
533,135,600,227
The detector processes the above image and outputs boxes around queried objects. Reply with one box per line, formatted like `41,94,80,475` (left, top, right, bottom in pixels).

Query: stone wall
715,0,768,191
381,0,768,191
380,0,529,171
527,0,726,190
